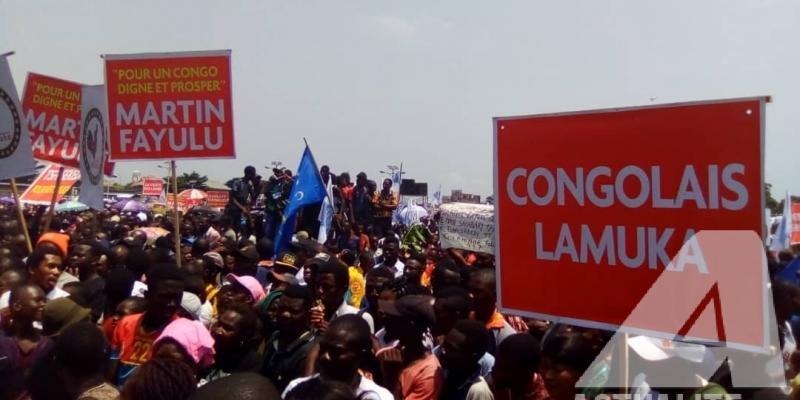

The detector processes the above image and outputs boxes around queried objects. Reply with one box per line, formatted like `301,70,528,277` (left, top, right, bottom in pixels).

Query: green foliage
165,171,209,191
765,183,779,214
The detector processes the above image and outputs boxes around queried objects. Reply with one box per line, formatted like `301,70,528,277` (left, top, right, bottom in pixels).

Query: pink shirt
399,352,443,400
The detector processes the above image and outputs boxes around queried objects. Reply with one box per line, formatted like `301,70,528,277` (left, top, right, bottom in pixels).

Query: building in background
442,189,481,204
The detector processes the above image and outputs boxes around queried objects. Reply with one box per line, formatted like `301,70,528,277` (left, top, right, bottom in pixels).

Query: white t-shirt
375,259,405,279
0,286,69,309
466,376,494,400
334,301,375,333
283,374,394,400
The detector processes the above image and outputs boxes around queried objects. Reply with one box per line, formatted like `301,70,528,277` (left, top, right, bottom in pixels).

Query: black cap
307,252,343,271
379,295,436,327
235,246,260,262
274,251,300,273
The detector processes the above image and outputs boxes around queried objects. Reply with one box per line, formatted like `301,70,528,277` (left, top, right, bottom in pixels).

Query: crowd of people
0,164,797,400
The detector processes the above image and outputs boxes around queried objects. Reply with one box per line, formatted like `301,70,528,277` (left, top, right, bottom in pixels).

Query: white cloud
369,16,419,44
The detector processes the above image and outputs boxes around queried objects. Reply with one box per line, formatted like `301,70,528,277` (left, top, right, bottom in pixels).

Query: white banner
78,85,107,210
439,202,495,254
0,53,36,181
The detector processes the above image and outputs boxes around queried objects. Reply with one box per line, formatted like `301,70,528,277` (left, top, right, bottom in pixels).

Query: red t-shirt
399,352,443,400
110,313,166,385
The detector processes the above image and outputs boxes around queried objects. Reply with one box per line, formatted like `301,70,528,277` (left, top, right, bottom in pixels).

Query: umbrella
179,189,207,208
55,200,90,213
189,205,221,216
178,189,207,200
0,196,15,205
398,203,429,226
113,198,150,212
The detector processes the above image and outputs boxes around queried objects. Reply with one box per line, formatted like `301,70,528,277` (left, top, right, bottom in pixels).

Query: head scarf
154,318,215,368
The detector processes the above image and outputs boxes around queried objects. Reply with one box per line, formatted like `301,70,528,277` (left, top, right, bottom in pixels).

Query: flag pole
10,178,32,254
398,162,403,205
42,166,65,232
172,160,181,267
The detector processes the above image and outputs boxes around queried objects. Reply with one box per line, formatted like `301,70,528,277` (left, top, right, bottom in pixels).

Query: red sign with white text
790,202,800,245
19,164,81,205
104,51,235,161
22,73,114,174
142,178,164,196
206,190,229,209
166,193,187,212
495,98,765,336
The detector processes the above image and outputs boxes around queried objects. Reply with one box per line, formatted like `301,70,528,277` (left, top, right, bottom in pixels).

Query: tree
766,183,780,214
166,171,209,191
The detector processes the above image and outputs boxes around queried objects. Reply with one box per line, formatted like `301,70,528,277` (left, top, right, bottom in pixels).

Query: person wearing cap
152,317,216,376
37,231,69,259
179,292,203,320
42,297,91,337
272,250,301,287
234,245,269,286
36,232,81,290
310,253,374,334
198,252,225,328
217,274,265,316
261,284,316,392
378,294,443,400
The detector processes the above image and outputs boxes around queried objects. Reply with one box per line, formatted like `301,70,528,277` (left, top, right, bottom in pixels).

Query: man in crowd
226,165,257,236
68,240,109,322
282,314,394,400
56,322,121,399
364,266,396,332
375,237,405,279
372,178,399,234
491,333,547,400
311,253,374,333
468,267,516,355
110,265,185,386
351,172,372,225
261,284,316,391
0,247,69,314
440,319,494,400
379,294,443,399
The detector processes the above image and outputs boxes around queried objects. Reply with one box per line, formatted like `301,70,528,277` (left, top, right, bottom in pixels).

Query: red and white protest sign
142,178,164,196
104,50,235,161
19,164,81,204
790,201,800,245
206,190,229,209
494,98,765,340
166,193,187,212
22,73,114,174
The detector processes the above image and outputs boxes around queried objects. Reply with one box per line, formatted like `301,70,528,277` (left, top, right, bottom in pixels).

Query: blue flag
274,145,328,254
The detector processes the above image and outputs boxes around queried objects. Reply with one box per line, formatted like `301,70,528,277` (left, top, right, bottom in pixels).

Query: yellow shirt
347,266,366,308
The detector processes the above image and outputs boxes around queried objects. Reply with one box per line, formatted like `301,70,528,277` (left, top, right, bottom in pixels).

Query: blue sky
2,1,799,198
